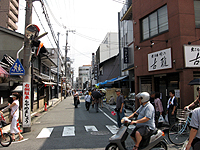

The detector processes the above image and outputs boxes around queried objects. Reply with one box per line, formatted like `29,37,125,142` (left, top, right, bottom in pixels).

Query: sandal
12,138,15,141
132,145,138,150
18,136,23,141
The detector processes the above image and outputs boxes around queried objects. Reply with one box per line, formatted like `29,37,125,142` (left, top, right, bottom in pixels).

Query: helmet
136,92,150,103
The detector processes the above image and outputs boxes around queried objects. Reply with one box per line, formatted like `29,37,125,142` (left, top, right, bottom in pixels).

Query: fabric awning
122,64,134,72
43,81,57,86
0,66,9,78
113,76,128,82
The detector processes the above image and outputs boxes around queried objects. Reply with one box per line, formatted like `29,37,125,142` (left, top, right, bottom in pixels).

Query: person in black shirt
167,90,178,126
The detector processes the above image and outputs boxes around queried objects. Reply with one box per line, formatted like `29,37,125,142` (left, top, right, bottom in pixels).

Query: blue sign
10,59,25,75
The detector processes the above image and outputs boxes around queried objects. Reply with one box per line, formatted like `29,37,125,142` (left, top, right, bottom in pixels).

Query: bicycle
168,109,192,145
0,115,12,147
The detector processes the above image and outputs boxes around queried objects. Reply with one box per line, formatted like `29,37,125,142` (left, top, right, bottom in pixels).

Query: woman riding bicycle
184,86,200,110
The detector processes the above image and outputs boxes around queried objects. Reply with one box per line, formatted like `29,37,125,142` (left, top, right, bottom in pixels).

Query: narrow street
1,96,185,150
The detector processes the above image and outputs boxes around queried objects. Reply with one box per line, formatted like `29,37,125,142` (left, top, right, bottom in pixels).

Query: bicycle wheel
168,122,190,145
0,133,12,147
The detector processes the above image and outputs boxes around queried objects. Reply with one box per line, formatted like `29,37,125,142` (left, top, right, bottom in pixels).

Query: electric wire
33,5,54,48
39,0,63,57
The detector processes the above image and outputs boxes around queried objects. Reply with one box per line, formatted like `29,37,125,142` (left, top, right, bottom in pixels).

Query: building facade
119,0,134,92
78,65,91,90
133,0,200,109
0,0,19,31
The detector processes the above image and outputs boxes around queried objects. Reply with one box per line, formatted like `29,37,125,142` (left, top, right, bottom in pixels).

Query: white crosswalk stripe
62,126,75,136
84,125,98,132
36,127,54,138
106,125,119,134
36,125,120,138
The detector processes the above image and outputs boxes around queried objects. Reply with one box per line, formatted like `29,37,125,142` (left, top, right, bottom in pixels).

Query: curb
2,97,64,133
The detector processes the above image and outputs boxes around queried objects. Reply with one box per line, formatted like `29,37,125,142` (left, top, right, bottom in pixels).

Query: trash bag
158,115,165,123
165,114,169,123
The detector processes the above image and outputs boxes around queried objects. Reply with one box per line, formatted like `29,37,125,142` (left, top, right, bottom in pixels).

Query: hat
10,93,19,98
115,89,121,92
10,95,16,98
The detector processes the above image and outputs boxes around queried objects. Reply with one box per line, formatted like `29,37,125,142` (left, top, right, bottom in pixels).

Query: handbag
158,115,165,123
9,108,17,123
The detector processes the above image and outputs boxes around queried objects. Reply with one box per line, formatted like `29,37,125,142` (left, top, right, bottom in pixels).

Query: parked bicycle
0,114,12,147
168,109,192,145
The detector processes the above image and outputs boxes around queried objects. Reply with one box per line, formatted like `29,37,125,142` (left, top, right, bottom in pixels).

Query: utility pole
57,32,60,98
65,30,75,97
22,0,33,132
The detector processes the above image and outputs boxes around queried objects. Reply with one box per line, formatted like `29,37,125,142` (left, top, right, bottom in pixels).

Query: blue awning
113,76,128,82
95,77,118,86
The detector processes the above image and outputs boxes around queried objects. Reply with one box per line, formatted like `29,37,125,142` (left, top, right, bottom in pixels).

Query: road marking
12,138,29,144
106,125,119,134
99,108,117,125
85,126,98,132
62,126,75,136
36,128,54,138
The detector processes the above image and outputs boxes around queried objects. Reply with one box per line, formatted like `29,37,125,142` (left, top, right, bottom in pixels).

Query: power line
43,0,66,29
33,5,54,48
39,0,63,56
70,46,91,58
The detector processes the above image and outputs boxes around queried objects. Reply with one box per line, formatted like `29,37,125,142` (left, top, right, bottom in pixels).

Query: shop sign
94,64,98,80
184,45,200,67
22,82,31,127
124,47,129,63
148,48,172,71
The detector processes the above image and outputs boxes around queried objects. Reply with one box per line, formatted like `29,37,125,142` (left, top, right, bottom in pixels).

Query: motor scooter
105,117,168,150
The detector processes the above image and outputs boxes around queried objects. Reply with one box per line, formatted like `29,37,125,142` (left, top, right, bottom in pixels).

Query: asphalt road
3,96,185,150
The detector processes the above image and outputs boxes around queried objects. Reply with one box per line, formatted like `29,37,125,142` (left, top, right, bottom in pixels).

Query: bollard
17,120,22,133
44,102,47,111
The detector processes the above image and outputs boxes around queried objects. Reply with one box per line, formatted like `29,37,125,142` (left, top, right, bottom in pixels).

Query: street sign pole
22,0,33,132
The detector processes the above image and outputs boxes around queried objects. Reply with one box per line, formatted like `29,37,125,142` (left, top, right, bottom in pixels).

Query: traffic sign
10,59,25,75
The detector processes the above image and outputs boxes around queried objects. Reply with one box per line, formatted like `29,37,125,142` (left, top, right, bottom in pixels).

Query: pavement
2,96,63,133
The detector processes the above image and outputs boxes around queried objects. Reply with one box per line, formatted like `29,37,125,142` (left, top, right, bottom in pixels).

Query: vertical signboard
94,64,98,80
23,82,31,127
124,47,129,63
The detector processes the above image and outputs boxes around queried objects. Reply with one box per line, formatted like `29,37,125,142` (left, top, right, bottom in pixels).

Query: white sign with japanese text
148,48,172,71
184,45,200,67
22,82,31,127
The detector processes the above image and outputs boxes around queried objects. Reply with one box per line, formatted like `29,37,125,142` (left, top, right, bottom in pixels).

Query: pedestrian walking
91,89,101,113
185,107,200,150
115,89,125,128
184,86,200,110
167,90,178,126
154,92,163,128
99,90,104,108
84,92,91,111
0,93,23,141
73,90,79,108
149,91,155,107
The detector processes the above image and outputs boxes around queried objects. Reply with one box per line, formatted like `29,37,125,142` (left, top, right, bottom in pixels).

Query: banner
23,82,31,127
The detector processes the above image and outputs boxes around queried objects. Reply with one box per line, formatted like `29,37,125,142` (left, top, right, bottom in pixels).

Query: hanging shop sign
184,45,200,67
148,48,172,71
124,47,129,63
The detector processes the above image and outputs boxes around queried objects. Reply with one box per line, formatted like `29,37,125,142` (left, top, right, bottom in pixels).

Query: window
141,5,168,40
194,0,200,28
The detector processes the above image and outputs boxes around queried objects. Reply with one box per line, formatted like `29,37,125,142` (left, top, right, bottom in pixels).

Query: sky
17,0,124,79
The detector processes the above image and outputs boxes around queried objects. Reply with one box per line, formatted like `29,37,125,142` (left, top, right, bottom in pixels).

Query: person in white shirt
1,93,23,141
84,92,91,111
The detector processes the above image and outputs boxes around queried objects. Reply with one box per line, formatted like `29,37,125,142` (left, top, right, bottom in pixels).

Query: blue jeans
117,108,125,128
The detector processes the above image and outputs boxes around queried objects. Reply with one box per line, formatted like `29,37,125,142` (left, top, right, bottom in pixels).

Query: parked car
124,93,135,112
77,90,83,96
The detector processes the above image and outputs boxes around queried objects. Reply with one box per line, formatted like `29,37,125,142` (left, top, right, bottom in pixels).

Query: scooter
105,117,168,150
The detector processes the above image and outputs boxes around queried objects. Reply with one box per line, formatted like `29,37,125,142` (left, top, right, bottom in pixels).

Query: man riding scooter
127,92,155,150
